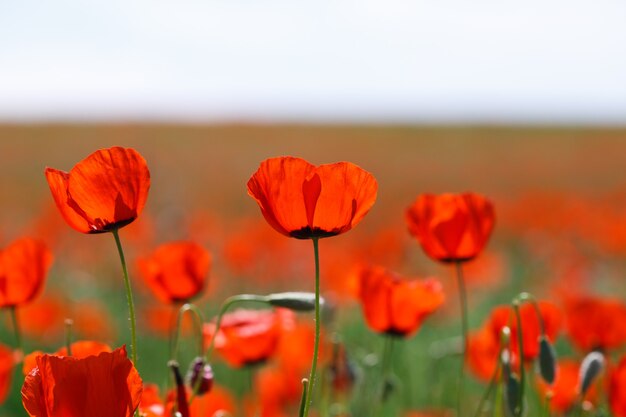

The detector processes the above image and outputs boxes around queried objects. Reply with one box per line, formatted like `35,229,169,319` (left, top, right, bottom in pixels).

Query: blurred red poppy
0,237,53,307
45,147,150,234
537,359,596,414
137,241,211,304
0,343,14,405
22,340,112,375
21,346,142,417
467,327,500,382
564,295,626,352
247,156,378,239
610,355,626,417
204,309,294,368
487,301,562,361
357,265,444,337
405,193,495,263
140,384,235,417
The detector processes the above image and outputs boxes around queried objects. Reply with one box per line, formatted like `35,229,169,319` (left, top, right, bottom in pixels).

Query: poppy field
2,124,626,417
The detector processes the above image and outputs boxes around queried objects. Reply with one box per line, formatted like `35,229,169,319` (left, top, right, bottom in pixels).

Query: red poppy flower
467,327,500,382
21,346,142,417
487,301,562,361
0,237,53,307
537,359,597,414
45,147,150,234
204,309,294,368
610,355,626,417
247,156,378,239
137,241,211,304
405,193,495,263
23,341,112,375
357,265,444,337
0,343,14,404
564,295,626,352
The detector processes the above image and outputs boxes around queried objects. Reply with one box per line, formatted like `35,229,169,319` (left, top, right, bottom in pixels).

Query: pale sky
1,0,625,124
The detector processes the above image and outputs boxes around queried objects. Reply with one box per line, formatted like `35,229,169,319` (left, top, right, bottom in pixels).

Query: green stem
455,261,469,416
203,294,267,361
65,319,74,356
170,303,204,362
512,302,525,417
299,379,310,417
112,228,138,366
473,355,501,417
10,306,23,355
373,336,394,416
516,292,545,335
303,237,321,417
189,293,268,404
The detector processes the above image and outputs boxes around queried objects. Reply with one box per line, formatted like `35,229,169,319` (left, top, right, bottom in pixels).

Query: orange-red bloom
467,301,562,381
247,156,378,239
537,359,597,414
0,237,53,307
405,193,495,263
45,147,150,234
0,343,14,405
610,355,626,417
357,265,444,337
22,341,113,376
204,309,294,368
564,295,626,352
137,241,211,303
487,301,562,361
21,346,142,417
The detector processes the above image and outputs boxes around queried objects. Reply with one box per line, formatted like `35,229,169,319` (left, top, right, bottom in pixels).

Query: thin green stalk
10,306,23,355
65,319,74,356
170,303,204,362
455,261,469,417
302,237,321,417
188,294,268,404
473,356,501,417
373,336,395,416
512,302,525,417
203,294,267,361
516,293,545,334
112,228,138,366
299,379,310,417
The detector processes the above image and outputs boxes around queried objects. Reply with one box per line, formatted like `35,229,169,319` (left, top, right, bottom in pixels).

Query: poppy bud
538,336,557,385
266,292,321,312
579,351,604,396
186,356,214,395
169,360,191,417
505,372,521,417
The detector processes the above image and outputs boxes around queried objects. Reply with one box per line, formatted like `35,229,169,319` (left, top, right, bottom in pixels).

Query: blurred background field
2,125,626,415
2,0,626,414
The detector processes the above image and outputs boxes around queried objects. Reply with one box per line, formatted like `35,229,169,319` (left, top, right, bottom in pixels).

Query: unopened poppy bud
266,292,321,312
187,356,214,395
168,360,190,417
538,336,557,385
579,351,604,396
504,372,521,417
